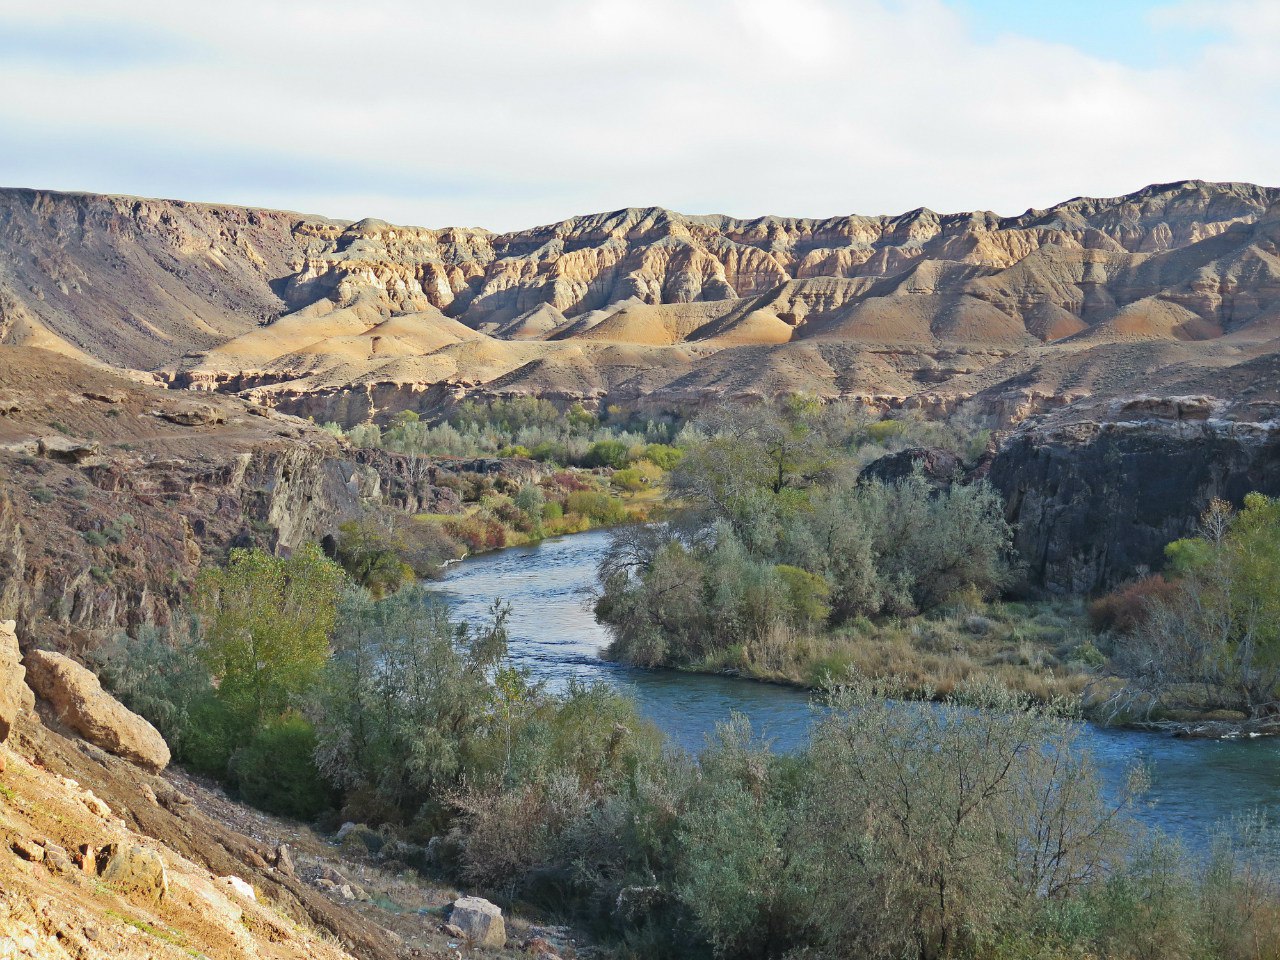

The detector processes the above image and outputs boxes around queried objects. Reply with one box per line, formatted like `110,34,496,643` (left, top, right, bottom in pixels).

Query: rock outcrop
22,650,171,772
986,399,1280,593
450,895,506,948
0,347,462,648
0,619,34,745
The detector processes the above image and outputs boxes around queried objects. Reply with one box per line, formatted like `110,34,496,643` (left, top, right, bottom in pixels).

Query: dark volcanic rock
860,447,964,489
988,410,1280,594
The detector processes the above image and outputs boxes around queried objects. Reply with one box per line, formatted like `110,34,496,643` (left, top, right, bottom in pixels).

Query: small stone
315,878,337,892
274,843,295,877
318,864,348,885
221,876,256,902
338,884,354,900
10,838,44,862
522,936,562,960
440,923,465,939
77,844,96,873
334,822,358,842
43,843,76,877
82,791,111,818
139,783,158,805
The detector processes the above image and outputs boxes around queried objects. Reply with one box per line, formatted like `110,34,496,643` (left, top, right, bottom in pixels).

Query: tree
1119,494,1280,717
796,681,1136,960
313,587,511,823
194,543,345,732
333,517,412,597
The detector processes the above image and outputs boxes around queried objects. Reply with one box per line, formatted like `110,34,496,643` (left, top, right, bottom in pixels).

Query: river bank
423,527,1280,843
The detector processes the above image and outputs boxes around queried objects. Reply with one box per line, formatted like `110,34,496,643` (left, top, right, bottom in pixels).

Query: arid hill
2,181,1279,425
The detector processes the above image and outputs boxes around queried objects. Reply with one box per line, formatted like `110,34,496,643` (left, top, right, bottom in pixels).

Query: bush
314,588,512,827
585,439,631,469
612,461,664,493
333,518,412,597
642,443,684,470
1089,575,1178,634
229,713,333,820
444,514,507,553
566,491,629,526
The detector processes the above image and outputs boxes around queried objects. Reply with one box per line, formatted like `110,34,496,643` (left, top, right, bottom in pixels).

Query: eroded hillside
3,182,1279,425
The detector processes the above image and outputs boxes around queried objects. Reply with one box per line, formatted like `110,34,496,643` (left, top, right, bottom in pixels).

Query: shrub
314,588,511,827
642,443,684,470
1089,575,1178,634
444,514,507,553
566,491,629,526
585,439,630,469
229,713,333,820
333,518,412,597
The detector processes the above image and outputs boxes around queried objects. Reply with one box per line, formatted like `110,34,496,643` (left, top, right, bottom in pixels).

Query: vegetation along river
426,528,1280,843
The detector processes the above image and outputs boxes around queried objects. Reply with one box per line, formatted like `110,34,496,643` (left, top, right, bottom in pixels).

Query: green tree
194,543,345,732
1121,494,1280,716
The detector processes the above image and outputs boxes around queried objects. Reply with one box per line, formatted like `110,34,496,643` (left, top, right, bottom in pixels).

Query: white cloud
0,0,1275,230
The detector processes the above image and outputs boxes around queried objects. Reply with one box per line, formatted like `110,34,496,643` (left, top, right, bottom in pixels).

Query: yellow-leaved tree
194,542,345,734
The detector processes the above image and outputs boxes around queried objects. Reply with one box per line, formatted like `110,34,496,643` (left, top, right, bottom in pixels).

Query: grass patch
688,599,1098,704
104,910,195,955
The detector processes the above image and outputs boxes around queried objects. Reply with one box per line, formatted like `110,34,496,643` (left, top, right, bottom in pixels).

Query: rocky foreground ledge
0,619,581,959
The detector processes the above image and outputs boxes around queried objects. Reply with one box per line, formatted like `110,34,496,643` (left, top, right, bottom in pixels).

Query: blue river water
425,529,1280,843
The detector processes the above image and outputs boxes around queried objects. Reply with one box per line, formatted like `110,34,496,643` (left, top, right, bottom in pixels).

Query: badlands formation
0,180,1278,597
0,180,1278,426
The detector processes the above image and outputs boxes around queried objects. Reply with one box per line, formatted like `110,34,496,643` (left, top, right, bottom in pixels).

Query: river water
425,529,1280,842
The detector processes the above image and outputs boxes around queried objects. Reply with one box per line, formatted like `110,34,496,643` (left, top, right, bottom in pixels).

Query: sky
0,0,1275,231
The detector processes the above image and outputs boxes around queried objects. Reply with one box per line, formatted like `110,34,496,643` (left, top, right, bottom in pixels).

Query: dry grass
693,599,1101,704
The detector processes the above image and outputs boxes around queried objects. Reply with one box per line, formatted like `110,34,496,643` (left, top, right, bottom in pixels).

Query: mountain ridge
2,180,1278,425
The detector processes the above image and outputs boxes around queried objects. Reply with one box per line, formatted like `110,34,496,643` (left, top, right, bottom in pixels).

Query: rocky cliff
985,395,1280,594
0,348,460,650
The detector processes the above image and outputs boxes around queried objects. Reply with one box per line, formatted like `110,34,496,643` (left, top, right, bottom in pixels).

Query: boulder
860,446,963,490
0,620,34,744
97,843,168,902
23,650,170,772
155,404,226,426
450,895,506,948
37,434,100,463
220,875,257,902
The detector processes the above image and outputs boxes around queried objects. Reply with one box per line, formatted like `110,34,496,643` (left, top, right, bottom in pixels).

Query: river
425,529,1280,842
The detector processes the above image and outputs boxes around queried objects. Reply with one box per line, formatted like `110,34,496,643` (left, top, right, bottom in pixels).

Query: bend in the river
425,529,1280,844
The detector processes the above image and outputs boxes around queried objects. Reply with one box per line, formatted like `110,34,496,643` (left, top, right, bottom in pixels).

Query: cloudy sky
0,0,1276,230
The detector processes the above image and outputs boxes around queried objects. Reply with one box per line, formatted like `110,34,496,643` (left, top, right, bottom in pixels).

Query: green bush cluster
97,543,346,816
1107,494,1280,719
437,678,1280,960
322,399,681,469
